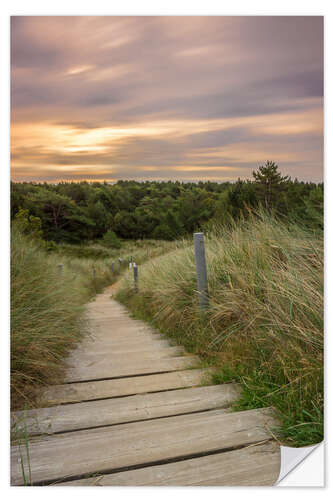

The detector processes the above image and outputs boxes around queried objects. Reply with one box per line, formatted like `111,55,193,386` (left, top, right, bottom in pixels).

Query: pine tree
252,161,290,210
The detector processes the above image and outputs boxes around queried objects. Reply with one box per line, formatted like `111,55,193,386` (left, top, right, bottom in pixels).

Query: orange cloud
11,16,323,182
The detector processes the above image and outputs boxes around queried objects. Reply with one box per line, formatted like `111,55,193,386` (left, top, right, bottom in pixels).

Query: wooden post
112,262,115,273
133,263,138,293
93,267,96,279
58,263,63,277
193,232,209,310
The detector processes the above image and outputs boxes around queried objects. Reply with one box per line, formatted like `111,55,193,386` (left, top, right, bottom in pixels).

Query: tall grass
11,227,88,409
56,239,181,264
11,226,177,410
116,212,323,446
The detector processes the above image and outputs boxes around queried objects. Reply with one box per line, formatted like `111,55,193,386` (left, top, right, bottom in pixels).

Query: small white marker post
133,263,138,293
193,232,209,310
58,263,63,277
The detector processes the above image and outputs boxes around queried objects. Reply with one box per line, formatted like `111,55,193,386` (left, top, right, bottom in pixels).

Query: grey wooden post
93,267,96,279
58,263,63,277
112,262,115,273
133,263,138,293
193,232,209,309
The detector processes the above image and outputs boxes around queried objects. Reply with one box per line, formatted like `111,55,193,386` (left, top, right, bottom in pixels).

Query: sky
10,16,323,183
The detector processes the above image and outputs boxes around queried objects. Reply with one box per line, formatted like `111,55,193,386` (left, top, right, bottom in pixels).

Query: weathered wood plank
13,384,241,436
64,356,200,383
86,322,161,334
70,338,174,356
11,408,277,485
89,318,153,327
39,368,214,405
60,441,280,486
64,346,184,364
74,337,170,351
82,327,164,343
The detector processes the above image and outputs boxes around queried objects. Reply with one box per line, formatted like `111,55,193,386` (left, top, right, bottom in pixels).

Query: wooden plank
86,314,158,326
39,368,214,405
70,338,173,355
89,318,152,327
88,314,153,324
86,322,160,334
64,356,200,383
87,331,162,342
64,346,184,364
74,337,170,351
60,441,280,486
86,298,126,307
82,328,164,343
11,408,278,485
12,384,241,436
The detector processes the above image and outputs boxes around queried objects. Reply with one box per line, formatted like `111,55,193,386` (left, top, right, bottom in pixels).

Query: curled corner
275,442,324,486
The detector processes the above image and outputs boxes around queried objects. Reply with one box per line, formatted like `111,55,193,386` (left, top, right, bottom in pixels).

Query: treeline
11,162,323,244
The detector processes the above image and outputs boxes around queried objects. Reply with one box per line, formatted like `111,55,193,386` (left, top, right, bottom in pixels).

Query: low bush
101,229,122,249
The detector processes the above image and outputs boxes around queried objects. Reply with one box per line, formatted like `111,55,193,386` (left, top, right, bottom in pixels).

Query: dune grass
116,212,323,447
10,227,176,410
11,228,89,409
55,238,180,264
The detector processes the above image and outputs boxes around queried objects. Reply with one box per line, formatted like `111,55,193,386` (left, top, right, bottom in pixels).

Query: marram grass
11,228,90,409
11,227,177,410
117,213,323,446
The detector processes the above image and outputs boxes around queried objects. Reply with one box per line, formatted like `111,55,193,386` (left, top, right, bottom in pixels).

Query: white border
1,1,331,497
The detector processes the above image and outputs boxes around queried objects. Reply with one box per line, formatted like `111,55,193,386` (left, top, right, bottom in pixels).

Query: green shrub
13,208,43,239
102,229,122,249
56,243,111,260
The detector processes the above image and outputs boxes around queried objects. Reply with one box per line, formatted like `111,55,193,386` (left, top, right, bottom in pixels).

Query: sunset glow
11,16,323,182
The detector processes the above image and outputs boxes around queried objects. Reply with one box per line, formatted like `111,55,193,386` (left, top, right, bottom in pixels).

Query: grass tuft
11,227,177,410
116,212,323,446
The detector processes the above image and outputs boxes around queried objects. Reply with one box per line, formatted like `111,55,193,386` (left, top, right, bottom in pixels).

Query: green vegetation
102,229,122,249
116,212,323,446
11,162,323,244
11,226,87,409
11,222,176,410
11,163,323,446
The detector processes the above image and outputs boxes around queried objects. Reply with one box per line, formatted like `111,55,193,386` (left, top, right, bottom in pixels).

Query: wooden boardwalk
11,288,281,486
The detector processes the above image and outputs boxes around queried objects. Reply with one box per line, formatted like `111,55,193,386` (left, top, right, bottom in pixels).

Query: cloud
10,16,323,182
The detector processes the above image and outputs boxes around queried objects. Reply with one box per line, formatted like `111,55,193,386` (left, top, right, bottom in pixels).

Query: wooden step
38,368,215,405
12,384,241,436
74,337,170,351
64,356,200,383
82,328,164,343
11,408,277,485
70,339,175,356
64,346,184,364
60,441,280,486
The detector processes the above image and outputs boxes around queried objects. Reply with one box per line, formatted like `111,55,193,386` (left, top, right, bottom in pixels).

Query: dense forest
11,162,323,245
